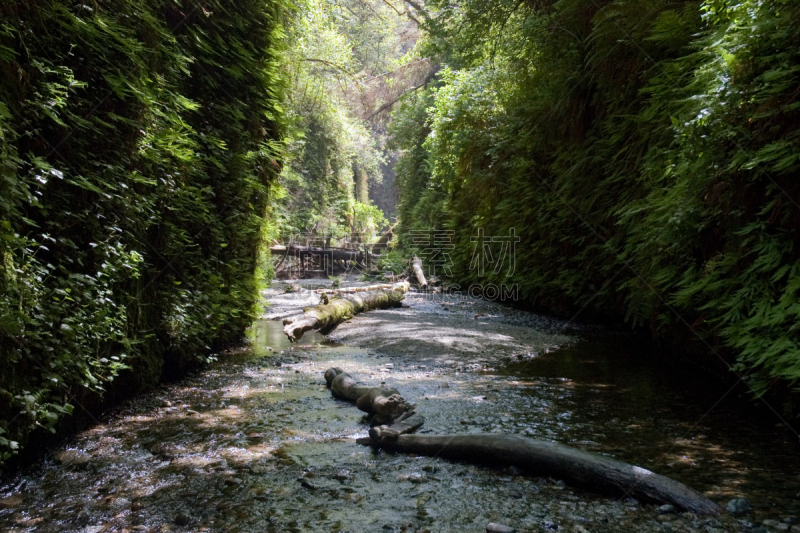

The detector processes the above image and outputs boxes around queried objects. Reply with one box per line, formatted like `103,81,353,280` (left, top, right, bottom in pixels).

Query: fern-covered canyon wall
0,0,287,463
392,0,800,403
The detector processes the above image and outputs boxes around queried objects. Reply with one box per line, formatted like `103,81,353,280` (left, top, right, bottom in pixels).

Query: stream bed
1,281,800,532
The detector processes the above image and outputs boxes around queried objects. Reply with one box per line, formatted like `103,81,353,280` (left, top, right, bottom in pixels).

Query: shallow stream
1,281,799,532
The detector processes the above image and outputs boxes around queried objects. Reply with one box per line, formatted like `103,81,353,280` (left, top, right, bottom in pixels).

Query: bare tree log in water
375,433,721,514
324,367,415,425
320,366,721,514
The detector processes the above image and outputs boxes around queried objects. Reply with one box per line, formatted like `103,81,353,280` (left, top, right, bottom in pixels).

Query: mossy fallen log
283,282,409,342
315,283,395,294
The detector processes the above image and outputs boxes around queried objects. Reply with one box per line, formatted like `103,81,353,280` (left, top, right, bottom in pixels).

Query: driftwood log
411,255,427,288
321,366,721,514
283,282,409,342
324,367,415,424
377,433,721,514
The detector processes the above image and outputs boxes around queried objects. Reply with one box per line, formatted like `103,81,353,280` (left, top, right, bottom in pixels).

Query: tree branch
367,65,439,120
404,0,433,25
301,58,354,76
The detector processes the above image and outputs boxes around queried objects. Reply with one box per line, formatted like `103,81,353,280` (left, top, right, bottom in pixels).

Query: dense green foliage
272,0,422,245
0,0,286,461
392,0,800,399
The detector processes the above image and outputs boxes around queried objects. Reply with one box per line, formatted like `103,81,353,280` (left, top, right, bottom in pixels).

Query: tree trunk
372,224,396,254
411,255,427,288
283,282,409,342
378,433,721,514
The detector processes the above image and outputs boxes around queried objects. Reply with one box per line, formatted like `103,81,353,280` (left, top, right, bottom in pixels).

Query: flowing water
1,281,799,532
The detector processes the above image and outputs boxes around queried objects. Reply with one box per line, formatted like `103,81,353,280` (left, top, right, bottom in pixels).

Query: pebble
727,498,752,514
333,469,350,481
0,494,23,509
174,512,191,526
658,504,675,514
223,477,243,486
505,465,523,476
486,523,516,533
397,473,428,483
299,479,321,490
53,449,91,467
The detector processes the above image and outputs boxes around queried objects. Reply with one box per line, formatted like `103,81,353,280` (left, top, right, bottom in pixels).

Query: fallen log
283,282,409,342
369,414,425,442
321,365,718,514
270,244,378,264
324,367,414,424
376,433,721,514
411,255,427,288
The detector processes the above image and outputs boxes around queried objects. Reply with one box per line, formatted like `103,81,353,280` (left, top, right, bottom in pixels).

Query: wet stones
148,442,178,458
